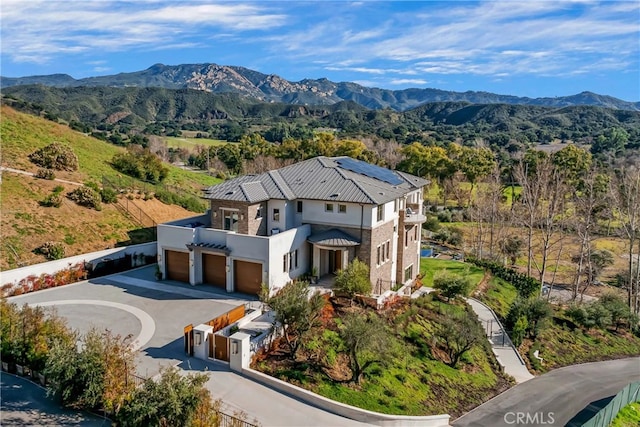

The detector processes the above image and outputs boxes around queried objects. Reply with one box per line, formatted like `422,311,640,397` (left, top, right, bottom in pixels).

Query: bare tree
570,168,609,301
610,162,640,314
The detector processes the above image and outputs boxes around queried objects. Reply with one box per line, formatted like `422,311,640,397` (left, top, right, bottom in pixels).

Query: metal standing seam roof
307,229,361,247
202,156,427,204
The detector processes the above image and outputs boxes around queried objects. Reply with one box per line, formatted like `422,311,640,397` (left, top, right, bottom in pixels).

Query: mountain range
2,63,639,112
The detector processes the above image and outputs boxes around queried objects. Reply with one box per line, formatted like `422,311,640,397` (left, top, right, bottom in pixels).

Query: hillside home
156,156,427,295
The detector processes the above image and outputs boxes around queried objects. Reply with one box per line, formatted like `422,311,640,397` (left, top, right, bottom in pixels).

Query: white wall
1,242,157,286
267,224,311,290
302,200,372,228
266,200,286,234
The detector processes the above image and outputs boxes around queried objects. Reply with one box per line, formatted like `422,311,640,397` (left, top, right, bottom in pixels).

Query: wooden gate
184,324,194,356
208,333,215,358
214,334,229,361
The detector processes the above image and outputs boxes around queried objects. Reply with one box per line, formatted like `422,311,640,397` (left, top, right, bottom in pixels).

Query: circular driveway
33,300,155,351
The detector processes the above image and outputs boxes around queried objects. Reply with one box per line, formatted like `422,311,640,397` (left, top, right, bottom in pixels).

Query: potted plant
311,266,319,284
155,265,163,281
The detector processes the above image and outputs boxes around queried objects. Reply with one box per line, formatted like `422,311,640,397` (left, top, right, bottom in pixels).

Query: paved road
453,357,640,427
0,373,110,426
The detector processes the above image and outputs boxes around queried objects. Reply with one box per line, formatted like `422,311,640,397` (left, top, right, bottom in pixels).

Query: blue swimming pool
421,248,433,257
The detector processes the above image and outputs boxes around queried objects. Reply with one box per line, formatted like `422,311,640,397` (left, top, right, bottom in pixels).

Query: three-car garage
163,250,262,296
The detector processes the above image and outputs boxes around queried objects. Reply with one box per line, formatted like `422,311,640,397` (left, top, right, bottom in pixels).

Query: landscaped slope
254,295,512,418
0,105,206,269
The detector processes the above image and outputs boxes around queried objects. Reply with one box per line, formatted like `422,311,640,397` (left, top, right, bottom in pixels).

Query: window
325,203,334,212
284,250,299,272
273,208,280,221
223,209,239,232
376,241,391,266
297,201,303,213
404,265,413,282
377,204,384,222
338,204,347,214
414,225,418,241
256,206,262,219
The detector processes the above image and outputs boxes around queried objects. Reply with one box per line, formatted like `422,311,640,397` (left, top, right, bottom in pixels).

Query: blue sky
2,1,639,101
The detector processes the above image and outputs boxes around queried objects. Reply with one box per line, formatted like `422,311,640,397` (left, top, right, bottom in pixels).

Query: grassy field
420,257,485,290
255,295,511,417
162,135,228,149
611,402,640,427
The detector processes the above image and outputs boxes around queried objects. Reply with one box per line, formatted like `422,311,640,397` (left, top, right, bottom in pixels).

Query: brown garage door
234,260,262,295
203,253,226,288
166,250,189,282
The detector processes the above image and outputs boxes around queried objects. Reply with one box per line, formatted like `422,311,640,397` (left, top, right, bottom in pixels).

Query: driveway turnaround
453,357,640,427
1,373,110,426
6,267,370,426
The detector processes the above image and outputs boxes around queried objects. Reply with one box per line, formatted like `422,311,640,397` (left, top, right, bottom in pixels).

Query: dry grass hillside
0,105,204,270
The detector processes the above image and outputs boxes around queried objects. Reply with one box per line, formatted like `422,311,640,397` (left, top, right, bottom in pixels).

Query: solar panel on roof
336,158,404,185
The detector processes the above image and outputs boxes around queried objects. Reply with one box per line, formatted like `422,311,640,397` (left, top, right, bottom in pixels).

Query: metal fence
582,381,640,427
217,411,259,427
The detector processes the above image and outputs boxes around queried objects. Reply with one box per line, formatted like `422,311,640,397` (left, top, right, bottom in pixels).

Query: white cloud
1,1,287,64
389,78,428,85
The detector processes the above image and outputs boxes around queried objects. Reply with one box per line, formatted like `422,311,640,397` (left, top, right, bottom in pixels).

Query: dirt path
1,166,83,186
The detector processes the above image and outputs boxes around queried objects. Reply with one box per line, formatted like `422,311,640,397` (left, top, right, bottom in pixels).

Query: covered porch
307,229,360,280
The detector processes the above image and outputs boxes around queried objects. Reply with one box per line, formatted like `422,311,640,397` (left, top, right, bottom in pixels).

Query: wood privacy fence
582,382,640,427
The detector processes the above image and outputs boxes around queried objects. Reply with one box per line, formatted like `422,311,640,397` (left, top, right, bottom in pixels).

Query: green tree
456,146,496,198
436,310,483,368
433,271,473,301
260,280,326,359
45,328,136,415
339,312,392,384
116,367,209,427
512,315,528,347
334,258,371,300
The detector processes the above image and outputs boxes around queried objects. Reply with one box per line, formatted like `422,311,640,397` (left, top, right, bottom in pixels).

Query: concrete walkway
411,287,533,383
465,298,534,383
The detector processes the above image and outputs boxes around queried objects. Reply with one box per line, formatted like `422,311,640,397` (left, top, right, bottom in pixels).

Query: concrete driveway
453,357,640,427
6,267,368,426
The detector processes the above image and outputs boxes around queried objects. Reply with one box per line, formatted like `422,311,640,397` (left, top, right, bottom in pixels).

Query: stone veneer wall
209,200,266,236
359,220,395,288
397,222,420,284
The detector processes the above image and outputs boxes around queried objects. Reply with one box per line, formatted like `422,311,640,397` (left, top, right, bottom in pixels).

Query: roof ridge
268,170,294,200
335,166,375,204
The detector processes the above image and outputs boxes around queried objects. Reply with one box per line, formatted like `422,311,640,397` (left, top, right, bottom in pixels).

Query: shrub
67,186,102,210
100,188,118,204
155,189,206,212
111,148,168,183
28,143,78,171
35,242,65,260
34,168,56,180
334,258,372,298
466,256,539,298
40,192,64,208
433,270,473,301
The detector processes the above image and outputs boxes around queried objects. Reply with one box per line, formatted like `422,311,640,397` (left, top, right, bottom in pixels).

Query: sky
1,1,639,101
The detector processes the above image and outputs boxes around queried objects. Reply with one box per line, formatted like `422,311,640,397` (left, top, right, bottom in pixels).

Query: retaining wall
241,368,450,427
1,242,157,286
